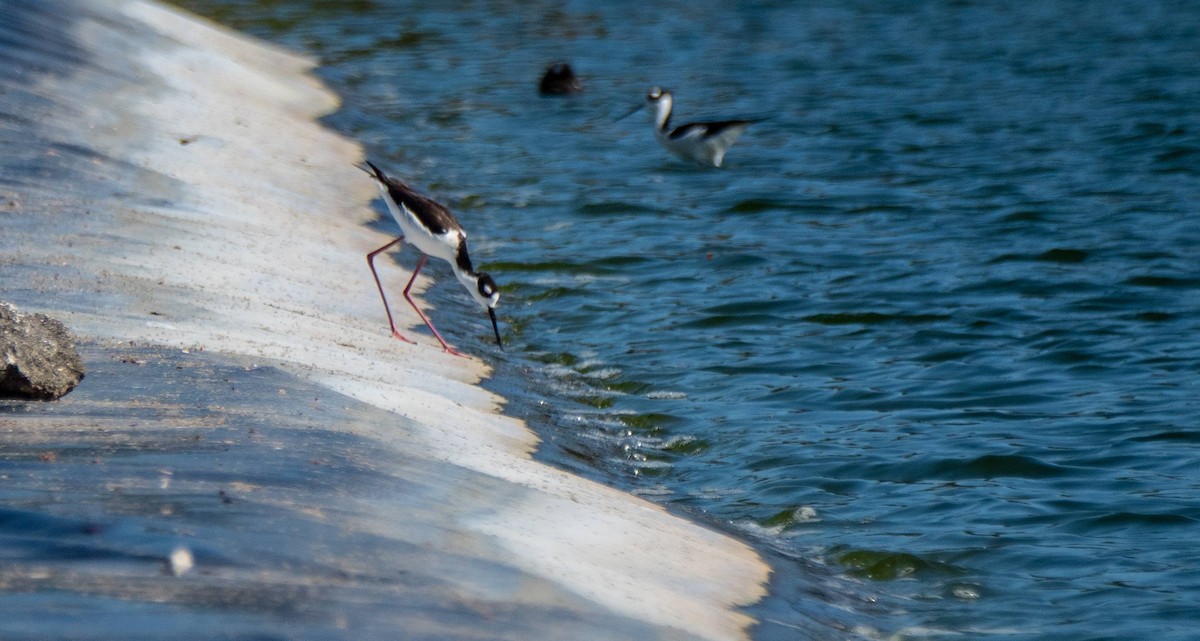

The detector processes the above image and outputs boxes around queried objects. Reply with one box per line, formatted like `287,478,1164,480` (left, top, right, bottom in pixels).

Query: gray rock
0,301,85,400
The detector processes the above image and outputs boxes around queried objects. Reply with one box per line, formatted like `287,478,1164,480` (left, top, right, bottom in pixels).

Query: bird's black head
477,273,499,307
477,273,503,350
617,87,667,123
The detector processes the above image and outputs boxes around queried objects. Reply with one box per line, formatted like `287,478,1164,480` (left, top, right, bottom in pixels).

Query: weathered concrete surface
0,1,769,639
2,344,685,641
0,301,86,399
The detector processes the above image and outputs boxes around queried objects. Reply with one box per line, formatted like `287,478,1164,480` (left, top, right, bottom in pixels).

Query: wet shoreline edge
0,1,769,639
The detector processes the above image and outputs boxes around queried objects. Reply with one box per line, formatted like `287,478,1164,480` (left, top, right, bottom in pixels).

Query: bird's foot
391,331,416,344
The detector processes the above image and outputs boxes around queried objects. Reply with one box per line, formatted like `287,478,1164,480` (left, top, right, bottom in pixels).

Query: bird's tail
356,160,385,180
357,160,415,190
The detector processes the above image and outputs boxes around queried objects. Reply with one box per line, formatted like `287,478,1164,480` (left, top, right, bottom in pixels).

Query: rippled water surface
174,1,1200,639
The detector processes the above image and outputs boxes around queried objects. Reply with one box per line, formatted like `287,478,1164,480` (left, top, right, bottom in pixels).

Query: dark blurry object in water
539,62,583,95
0,301,85,400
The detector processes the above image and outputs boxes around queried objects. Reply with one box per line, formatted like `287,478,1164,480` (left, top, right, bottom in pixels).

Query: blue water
174,1,1200,639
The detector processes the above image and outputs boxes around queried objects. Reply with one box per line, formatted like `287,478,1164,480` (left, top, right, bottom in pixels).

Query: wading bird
361,161,502,356
620,86,761,167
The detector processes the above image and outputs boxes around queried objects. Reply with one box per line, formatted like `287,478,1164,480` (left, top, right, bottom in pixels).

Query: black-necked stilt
620,86,761,168
539,62,583,95
361,161,503,356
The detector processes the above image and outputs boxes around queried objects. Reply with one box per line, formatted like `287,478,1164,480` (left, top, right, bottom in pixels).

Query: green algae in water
834,548,965,581
617,412,683,434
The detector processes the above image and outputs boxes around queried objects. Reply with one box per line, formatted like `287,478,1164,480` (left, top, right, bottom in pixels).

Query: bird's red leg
402,255,465,357
367,237,415,343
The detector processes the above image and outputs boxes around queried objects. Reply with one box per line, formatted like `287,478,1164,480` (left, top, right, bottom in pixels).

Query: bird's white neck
652,94,674,132
453,262,479,296
450,243,494,310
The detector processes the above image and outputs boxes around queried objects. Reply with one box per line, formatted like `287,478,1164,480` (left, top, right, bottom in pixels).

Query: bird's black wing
388,184,460,236
365,161,461,236
667,119,761,140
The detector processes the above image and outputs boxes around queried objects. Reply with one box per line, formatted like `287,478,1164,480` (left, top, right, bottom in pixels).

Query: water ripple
173,0,1200,639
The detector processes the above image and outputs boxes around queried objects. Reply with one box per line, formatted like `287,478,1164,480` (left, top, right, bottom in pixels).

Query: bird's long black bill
615,103,643,122
488,307,504,351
